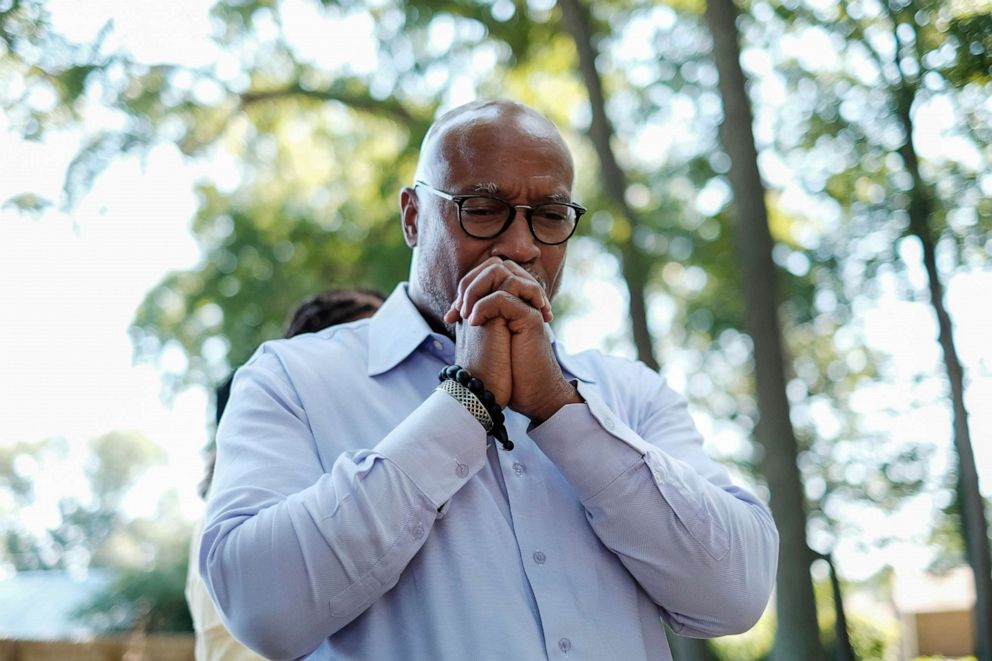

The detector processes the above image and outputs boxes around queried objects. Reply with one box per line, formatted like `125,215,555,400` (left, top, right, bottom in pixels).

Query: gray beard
420,277,457,337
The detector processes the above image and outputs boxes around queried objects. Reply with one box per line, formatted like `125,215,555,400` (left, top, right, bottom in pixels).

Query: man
187,288,385,660
201,100,778,661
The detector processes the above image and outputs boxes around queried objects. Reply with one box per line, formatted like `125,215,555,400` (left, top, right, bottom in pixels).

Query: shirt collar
367,282,595,384
367,283,436,376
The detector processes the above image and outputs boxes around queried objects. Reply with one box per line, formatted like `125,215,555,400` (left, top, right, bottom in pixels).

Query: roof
0,569,114,640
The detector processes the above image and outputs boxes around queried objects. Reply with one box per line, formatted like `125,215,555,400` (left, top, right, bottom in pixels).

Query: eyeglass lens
460,197,576,244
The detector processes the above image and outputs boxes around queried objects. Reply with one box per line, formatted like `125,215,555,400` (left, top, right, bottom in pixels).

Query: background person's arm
200,345,488,660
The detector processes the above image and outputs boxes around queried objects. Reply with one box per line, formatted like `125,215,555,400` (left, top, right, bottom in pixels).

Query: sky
1,0,990,584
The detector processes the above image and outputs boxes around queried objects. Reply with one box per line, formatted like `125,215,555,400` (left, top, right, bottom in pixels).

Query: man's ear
400,187,418,248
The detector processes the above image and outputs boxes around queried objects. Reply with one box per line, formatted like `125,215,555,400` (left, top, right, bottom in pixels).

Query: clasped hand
443,257,581,424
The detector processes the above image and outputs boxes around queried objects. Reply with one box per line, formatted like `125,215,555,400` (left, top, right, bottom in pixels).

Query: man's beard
422,277,457,337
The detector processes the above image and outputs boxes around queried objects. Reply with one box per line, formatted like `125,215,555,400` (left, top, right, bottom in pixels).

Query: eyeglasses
414,180,585,246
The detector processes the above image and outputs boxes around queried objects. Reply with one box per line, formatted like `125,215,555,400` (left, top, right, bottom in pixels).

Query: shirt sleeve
528,364,779,637
186,519,266,661
199,345,488,660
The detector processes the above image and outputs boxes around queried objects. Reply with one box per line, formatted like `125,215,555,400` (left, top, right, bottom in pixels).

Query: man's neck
407,286,455,339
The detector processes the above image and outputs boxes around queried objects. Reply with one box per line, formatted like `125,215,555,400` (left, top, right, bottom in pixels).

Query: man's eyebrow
471,182,499,195
470,182,573,204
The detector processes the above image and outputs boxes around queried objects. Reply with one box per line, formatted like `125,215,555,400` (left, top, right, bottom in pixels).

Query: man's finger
460,269,550,324
452,261,552,323
498,261,553,321
446,257,504,322
466,290,544,328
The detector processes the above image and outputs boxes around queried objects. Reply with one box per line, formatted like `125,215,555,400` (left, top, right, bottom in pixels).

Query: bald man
201,100,778,660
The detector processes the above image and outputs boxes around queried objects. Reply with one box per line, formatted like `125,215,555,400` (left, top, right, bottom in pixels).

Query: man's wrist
528,380,584,426
438,364,514,450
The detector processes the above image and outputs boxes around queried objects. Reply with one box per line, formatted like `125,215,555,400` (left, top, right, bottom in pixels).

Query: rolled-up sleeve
200,345,487,660
529,368,778,637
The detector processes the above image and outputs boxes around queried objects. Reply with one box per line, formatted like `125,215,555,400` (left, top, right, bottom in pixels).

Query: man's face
403,114,575,333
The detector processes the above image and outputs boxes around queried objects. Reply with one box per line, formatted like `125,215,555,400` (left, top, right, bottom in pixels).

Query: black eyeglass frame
413,180,586,246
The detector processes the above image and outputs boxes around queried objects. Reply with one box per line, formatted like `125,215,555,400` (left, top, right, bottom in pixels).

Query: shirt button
512,462,524,476
603,417,616,431
411,523,425,539
433,339,443,351
558,638,571,654
533,551,546,565
456,463,469,478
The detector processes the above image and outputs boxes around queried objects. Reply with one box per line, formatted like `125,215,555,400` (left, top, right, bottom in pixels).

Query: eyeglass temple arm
413,180,456,201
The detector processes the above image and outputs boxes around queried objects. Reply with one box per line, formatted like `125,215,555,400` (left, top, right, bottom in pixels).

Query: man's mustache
512,261,548,293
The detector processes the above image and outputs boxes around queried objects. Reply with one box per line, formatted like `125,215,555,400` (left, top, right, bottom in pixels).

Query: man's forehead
415,101,572,182
439,111,563,152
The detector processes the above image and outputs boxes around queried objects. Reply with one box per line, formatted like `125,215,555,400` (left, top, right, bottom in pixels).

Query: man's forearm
529,384,778,635
204,371,488,659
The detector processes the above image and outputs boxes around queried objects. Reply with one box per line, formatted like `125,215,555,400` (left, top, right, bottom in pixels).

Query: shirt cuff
528,388,643,502
374,389,489,509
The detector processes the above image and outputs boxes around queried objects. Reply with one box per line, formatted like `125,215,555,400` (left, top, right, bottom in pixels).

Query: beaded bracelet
438,365,514,451
437,379,494,433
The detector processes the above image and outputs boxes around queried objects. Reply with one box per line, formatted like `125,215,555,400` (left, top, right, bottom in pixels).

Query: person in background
185,288,384,661
202,100,778,660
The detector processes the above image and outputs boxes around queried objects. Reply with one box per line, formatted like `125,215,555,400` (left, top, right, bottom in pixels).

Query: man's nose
491,207,541,262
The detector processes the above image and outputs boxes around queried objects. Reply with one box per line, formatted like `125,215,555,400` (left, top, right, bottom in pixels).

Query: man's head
400,100,577,334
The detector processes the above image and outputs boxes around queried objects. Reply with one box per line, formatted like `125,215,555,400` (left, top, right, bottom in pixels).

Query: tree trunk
703,0,825,659
894,72,992,661
666,628,717,661
557,0,658,370
820,553,855,661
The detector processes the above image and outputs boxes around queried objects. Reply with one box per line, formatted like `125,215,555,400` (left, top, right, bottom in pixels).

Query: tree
765,0,992,654
883,4,992,654
558,0,660,370
0,432,192,632
0,432,165,571
73,491,194,633
704,0,825,658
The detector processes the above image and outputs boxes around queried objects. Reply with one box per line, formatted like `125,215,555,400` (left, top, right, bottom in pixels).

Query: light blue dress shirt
201,284,778,661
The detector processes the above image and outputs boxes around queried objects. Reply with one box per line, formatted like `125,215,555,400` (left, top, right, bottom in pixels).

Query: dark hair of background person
284,288,386,337
197,288,386,499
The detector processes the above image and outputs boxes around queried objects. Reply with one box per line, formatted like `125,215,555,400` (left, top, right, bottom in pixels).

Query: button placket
499,428,573,661
499,419,571,653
